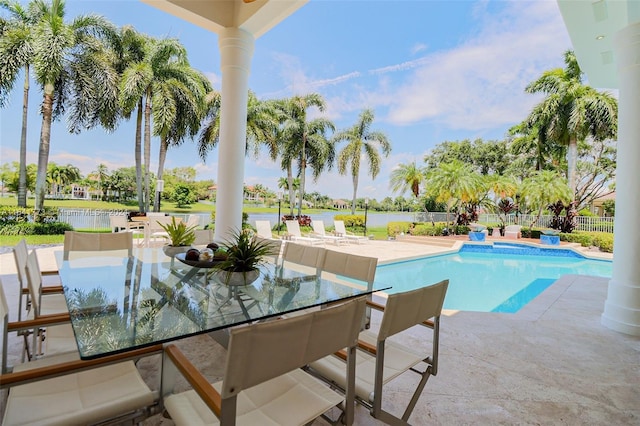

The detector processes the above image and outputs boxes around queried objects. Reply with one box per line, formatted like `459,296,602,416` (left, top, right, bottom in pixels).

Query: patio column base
601,278,640,336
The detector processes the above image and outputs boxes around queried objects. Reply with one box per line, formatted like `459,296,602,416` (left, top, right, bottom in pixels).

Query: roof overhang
557,0,640,89
140,0,308,39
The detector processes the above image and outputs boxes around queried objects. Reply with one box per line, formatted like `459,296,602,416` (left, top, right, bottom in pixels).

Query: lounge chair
334,220,368,244
255,220,278,240
285,220,324,245
504,225,522,239
311,220,348,245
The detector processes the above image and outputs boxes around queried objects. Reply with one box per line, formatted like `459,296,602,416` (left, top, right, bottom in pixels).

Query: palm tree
0,0,43,207
520,169,572,232
278,94,335,217
152,66,211,211
120,36,195,212
47,162,80,196
425,160,482,226
29,0,117,212
523,50,617,198
333,108,391,214
389,161,425,199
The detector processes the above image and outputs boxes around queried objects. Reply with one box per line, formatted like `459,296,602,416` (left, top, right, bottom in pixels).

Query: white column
214,28,254,242
601,21,640,336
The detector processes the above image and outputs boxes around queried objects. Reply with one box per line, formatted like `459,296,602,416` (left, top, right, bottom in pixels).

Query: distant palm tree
524,50,617,198
333,108,391,214
278,94,335,216
389,161,425,199
29,0,118,212
520,169,572,231
0,0,43,207
425,160,482,225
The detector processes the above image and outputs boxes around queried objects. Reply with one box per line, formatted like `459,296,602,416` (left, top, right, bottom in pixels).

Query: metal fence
56,209,210,230
56,208,614,234
412,212,614,233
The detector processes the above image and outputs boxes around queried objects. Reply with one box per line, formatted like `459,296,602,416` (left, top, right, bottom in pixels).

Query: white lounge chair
504,225,522,239
334,220,368,244
285,220,324,245
255,220,277,240
311,220,348,245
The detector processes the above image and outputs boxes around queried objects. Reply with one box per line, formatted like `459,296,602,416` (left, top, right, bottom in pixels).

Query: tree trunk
287,164,294,216
143,91,152,212
17,65,30,208
350,173,359,215
154,137,168,212
135,100,143,212
298,142,306,217
34,85,54,213
567,136,578,199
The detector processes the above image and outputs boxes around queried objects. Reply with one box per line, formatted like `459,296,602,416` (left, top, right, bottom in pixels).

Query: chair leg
401,365,433,422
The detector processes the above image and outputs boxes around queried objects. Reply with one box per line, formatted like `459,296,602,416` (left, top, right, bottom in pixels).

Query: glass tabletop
55,248,388,359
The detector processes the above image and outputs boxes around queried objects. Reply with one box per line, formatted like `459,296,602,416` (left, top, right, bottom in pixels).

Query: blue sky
0,0,574,200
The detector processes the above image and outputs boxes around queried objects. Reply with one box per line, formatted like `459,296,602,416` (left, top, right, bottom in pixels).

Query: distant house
590,192,615,217
333,199,349,209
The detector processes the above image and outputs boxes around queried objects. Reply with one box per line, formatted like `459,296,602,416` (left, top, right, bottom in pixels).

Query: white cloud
411,43,428,55
385,1,571,130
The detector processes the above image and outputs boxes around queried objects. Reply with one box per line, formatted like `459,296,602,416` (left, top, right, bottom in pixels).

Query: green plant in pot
159,217,197,257
211,229,277,286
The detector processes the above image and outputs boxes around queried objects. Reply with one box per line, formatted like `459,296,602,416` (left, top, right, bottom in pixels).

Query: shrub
591,232,614,253
560,232,593,247
521,229,543,239
387,221,411,237
410,223,446,236
334,214,365,228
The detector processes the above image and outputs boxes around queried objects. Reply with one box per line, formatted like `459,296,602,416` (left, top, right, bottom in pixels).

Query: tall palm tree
425,160,482,225
119,36,194,212
277,94,335,217
29,0,117,212
524,50,617,198
520,169,572,231
152,67,211,211
389,161,425,199
333,108,391,214
0,0,44,207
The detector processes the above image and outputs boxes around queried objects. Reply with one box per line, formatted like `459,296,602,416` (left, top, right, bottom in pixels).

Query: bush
0,206,71,235
334,214,365,228
410,223,447,236
560,231,594,247
0,221,73,236
521,229,543,239
591,232,614,253
387,221,411,237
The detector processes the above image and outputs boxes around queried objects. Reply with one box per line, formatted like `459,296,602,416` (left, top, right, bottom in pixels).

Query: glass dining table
55,248,388,360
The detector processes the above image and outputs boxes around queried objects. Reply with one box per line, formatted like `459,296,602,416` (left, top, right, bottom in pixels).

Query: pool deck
1,239,638,425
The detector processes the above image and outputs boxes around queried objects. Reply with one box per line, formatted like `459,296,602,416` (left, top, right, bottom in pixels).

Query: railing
55,208,613,234
56,209,209,230
412,212,614,233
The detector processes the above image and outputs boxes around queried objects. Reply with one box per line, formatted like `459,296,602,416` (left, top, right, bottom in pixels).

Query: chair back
148,215,174,232
109,215,129,232
255,220,274,239
1,281,9,374
321,250,377,290
222,297,366,399
378,279,449,341
334,220,347,235
192,229,213,246
24,250,43,317
312,220,327,236
185,214,201,229
12,239,29,291
282,242,325,274
255,237,283,264
63,231,133,260
285,220,302,237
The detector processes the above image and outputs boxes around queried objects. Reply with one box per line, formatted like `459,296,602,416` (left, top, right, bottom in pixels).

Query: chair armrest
0,344,163,389
164,344,222,418
21,285,64,295
357,339,377,355
8,313,71,332
365,299,385,312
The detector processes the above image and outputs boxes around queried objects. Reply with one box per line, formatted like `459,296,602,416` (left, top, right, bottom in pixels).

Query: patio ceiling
557,0,640,89
140,0,308,38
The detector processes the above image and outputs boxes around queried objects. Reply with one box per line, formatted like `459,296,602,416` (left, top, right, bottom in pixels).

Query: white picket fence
413,212,614,233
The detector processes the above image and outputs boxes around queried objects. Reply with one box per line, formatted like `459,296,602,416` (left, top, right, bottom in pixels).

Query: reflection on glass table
55,249,389,360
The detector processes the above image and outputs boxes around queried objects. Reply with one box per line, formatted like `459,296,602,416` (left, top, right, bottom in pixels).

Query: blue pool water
375,243,612,313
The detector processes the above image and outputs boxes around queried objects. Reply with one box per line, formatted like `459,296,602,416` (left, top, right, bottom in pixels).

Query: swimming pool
374,243,612,313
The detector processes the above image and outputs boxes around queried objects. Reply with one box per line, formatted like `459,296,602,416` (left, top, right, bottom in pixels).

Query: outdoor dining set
0,218,449,425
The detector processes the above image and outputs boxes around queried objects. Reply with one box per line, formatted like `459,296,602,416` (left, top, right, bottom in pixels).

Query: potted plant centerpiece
210,229,276,286
159,217,197,257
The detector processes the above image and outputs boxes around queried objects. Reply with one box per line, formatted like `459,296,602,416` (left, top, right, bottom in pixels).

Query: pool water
374,243,612,313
